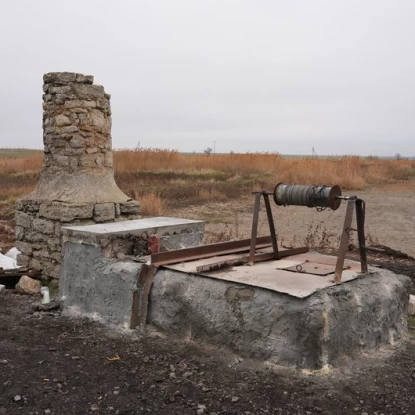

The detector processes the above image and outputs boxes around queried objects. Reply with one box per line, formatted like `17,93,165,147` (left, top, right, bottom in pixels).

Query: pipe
273,183,342,210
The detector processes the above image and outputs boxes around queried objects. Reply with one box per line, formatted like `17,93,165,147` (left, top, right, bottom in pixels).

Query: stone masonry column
15,72,140,279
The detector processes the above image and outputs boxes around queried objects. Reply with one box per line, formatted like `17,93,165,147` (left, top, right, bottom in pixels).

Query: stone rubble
15,275,41,295
15,72,140,279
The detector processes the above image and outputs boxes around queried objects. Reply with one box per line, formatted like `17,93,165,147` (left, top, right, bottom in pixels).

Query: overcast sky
1,0,414,156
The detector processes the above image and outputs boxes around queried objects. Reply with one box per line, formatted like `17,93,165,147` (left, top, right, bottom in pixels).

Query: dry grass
1,148,414,208
137,193,165,216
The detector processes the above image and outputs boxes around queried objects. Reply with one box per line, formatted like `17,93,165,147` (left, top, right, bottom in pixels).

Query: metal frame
249,191,280,264
334,197,368,282
130,190,369,329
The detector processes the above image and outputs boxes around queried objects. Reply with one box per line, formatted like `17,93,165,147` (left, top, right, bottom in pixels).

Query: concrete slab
164,251,376,298
62,217,204,237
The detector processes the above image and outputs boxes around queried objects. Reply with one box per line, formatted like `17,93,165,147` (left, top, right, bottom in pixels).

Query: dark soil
1,198,415,414
1,291,414,415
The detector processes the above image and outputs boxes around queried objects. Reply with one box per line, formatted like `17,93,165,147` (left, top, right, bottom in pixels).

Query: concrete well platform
61,217,204,258
59,220,411,369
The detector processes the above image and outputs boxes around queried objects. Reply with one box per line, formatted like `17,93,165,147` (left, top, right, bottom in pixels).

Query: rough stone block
50,86,71,94
65,148,83,156
32,249,50,259
89,109,105,129
70,137,85,148
15,200,40,213
62,126,78,133
16,254,30,267
15,241,33,255
44,72,77,84
15,211,32,229
55,93,73,103
30,257,43,271
39,202,94,222
16,275,41,295
119,202,140,214
55,114,71,127
64,100,85,108
32,218,55,235
84,100,97,108
79,154,96,167
15,225,24,241
24,229,49,243
97,98,110,110
72,84,105,99
94,203,116,222
75,74,94,84
86,147,98,154
160,231,204,251
50,251,62,262
47,238,61,251
69,158,79,169
70,107,88,114
53,155,69,167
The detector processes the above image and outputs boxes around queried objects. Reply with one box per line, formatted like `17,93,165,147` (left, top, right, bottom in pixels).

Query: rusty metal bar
263,193,279,259
355,199,368,273
195,246,309,273
249,193,262,264
130,264,158,329
362,246,385,253
334,200,355,283
151,235,272,267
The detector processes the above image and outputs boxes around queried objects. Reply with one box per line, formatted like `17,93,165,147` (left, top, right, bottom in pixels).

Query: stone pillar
15,72,140,280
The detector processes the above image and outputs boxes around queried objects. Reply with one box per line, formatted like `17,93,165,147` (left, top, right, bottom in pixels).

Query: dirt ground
0,293,414,415
171,181,415,259
1,181,415,414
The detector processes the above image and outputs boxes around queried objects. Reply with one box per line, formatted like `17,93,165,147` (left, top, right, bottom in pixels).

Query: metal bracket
130,264,158,330
249,191,279,264
334,198,368,283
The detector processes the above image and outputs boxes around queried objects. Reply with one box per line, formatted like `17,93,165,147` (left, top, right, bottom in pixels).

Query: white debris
0,253,16,270
5,247,21,261
409,295,415,316
0,247,21,270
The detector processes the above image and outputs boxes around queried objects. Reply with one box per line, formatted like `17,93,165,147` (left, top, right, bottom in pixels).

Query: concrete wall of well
59,241,411,369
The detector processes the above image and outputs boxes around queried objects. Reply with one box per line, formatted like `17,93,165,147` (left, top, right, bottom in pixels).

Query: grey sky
1,0,414,156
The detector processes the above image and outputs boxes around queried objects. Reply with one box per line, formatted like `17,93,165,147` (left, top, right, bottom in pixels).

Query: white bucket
40,286,50,304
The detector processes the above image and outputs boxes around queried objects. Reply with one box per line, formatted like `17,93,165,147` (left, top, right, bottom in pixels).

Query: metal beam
151,236,272,266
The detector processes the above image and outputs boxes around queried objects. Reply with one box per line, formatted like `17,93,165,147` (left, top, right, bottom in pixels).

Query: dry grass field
1,148,414,212
1,148,415,257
